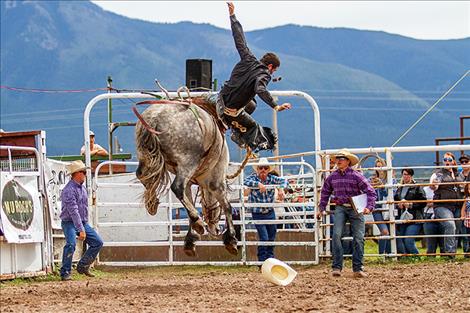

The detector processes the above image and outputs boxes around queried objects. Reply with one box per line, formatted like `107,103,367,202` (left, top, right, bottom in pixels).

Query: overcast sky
92,1,470,40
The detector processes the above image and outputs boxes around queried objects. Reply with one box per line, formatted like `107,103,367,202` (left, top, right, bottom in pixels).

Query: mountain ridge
1,0,468,162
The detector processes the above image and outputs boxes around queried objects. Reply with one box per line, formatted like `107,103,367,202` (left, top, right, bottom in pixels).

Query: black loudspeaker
186,59,212,90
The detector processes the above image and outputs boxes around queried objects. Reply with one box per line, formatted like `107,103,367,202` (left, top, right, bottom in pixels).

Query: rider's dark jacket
219,14,278,110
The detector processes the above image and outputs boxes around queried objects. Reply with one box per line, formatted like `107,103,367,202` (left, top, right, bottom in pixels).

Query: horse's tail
136,124,169,216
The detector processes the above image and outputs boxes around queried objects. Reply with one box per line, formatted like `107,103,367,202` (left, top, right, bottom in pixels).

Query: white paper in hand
350,194,368,214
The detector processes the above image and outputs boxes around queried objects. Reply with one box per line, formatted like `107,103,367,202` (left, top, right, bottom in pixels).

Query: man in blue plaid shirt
244,158,288,262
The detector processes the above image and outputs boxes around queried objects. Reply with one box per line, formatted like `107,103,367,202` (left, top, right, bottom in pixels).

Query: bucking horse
134,91,243,256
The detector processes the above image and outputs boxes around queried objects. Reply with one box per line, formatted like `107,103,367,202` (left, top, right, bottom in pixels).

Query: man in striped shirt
318,149,376,278
244,158,288,263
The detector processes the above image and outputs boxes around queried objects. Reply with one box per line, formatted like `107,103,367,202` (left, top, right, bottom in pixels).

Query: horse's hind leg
171,175,205,235
208,187,238,255
184,225,200,257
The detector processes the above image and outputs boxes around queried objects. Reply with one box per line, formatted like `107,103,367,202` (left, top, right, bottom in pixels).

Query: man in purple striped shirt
318,149,376,278
60,160,103,281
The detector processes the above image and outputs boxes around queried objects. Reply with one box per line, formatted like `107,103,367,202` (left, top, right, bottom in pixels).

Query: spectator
80,130,108,156
430,152,462,258
459,154,470,182
60,160,103,281
423,174,444,256
457,154,470,248
318,149,376,278
244,158,288,263
461,182,470,258
370,158,391,255
394,168,426,255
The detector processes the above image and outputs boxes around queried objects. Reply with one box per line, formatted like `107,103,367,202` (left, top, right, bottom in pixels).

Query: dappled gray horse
135,99,238,256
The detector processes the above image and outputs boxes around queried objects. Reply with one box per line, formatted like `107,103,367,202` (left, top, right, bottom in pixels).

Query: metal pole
107,76,113,175
272,96,279,157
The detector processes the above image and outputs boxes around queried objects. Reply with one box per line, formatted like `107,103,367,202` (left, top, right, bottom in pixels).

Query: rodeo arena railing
93,160,318,266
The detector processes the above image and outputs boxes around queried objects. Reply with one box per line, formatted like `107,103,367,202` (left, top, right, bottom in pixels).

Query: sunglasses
461,160,469,164
443,157,454,162
336,156,348,161
258,166,270,171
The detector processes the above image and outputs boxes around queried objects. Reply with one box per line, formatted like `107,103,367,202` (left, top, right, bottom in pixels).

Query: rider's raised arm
229,13,254,60
255,74,278,109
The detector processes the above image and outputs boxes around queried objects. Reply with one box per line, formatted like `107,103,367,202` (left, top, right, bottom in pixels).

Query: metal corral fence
93,160,319,266
299,144,469,259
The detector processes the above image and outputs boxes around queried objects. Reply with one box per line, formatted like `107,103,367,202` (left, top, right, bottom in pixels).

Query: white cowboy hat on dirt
66,160,87,175
331,149,359,166
252,157,274,172
261,258,297,286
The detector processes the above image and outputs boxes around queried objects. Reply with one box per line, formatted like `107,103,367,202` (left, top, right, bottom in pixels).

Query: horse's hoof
225,243,238,256
192,218,205,235
184,246,197,257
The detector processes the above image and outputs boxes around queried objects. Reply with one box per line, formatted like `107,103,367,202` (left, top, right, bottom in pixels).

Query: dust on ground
1,261,469,313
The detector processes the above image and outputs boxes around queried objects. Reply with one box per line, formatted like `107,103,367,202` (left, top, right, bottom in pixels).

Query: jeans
423,213,444,254
397,223,422,254
60,221,103,277
434,207,456,254
252,210,277,262
332,205,365,272
462,226,470,257
373,211,391,254
330,213,352,255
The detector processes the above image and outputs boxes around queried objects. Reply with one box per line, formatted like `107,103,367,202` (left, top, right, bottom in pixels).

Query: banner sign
0,174,44,243
44,159,70,229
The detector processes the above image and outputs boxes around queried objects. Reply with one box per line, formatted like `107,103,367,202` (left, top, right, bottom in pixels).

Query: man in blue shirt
244,158,288,263
60,160,103,281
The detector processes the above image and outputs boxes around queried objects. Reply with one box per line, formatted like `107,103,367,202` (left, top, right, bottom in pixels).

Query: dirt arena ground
1,261,469,313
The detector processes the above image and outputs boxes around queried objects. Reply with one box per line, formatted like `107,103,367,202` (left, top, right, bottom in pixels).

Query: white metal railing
316,144,469,258
93,160,319,266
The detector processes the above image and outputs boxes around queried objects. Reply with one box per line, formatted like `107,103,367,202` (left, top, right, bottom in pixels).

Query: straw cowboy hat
331,149,359,166
261,258,297,286
252,157,274,172
66,160,87,175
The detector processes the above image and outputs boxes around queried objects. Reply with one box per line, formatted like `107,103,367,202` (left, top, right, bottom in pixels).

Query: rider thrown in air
217,2,292,153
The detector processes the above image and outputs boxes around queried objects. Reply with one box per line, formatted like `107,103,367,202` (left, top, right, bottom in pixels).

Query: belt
224,107,244,117
340,203,352,208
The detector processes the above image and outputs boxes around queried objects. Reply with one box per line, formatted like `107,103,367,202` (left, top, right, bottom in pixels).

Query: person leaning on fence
60,160,103,281
80,130,108,157
318,149,376,278
423,173,445,256
394,168,426,256
244,158,288,264
217,2,292,152
461,182,470,258
430,152,463,258
369,158,391,255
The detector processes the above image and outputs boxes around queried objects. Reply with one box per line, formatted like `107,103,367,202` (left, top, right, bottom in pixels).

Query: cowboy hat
261,258,297,286
66,160,87,175
331,149,359,166
252,157,274,172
